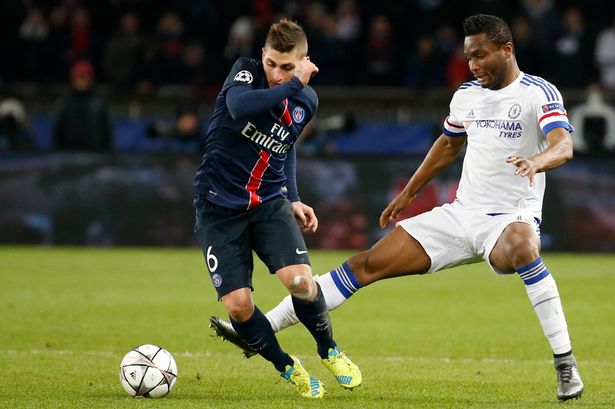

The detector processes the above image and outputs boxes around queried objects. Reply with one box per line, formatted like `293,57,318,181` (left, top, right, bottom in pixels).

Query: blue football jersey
194,57,318,210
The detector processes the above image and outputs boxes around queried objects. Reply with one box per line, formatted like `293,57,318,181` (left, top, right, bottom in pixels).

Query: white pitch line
0,349,613,366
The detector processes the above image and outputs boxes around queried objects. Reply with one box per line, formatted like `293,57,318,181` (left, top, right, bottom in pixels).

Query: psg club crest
292,106,305,123
508,104,521,119
234,70,253,84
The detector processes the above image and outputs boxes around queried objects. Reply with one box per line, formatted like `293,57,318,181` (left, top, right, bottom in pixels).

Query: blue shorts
194,199,310,298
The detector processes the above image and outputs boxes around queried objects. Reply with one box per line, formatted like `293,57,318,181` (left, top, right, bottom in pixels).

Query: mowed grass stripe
2,349,615,367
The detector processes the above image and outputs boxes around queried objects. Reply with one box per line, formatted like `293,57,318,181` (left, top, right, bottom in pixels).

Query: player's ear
503,42,514,58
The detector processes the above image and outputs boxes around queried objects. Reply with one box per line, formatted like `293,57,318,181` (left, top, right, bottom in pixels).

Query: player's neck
500,64,521,89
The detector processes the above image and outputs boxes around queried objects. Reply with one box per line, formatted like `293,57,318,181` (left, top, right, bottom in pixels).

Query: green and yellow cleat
280,356,325,398
321,346,362,390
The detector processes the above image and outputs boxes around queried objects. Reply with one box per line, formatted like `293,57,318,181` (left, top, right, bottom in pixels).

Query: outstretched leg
266,227,430,331
213,227,430,350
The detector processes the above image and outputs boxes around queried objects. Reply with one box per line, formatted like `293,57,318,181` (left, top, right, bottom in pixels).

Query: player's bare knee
288,274,315,300
223,297,254,322
510,240,540,269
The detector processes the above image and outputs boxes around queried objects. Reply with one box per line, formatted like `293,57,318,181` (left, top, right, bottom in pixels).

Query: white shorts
397,202,540,274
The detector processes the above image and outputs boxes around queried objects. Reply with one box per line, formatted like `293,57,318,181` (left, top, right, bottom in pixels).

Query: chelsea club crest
508,103,521,119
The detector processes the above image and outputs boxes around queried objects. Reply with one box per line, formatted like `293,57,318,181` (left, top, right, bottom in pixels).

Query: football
119,344,178,398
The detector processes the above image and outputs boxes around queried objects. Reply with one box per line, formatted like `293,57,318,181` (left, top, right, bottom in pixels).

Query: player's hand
294,56,319,86
506,156,539,186
379,191,417,229
292,201,318,232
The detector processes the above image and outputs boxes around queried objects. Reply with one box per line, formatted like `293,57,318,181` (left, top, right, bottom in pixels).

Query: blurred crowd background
0,0,615,153
2,0,615,90
1,0,615,250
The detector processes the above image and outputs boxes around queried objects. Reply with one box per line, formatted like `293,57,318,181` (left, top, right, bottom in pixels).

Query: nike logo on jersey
296,248,308,255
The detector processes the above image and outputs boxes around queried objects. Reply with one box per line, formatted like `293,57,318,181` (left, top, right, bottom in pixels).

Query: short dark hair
463,14,513,47
265,18,307,56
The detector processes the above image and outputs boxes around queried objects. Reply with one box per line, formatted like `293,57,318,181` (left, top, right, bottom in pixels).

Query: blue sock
329,262,362,299
516,257,550,285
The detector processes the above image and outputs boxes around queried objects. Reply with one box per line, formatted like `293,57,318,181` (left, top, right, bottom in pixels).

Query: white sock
266,263,361,332
265,293,297,333
518,258,571,354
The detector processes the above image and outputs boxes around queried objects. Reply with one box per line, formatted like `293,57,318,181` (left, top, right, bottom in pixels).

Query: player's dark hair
265,18,307,56
463,14,513,47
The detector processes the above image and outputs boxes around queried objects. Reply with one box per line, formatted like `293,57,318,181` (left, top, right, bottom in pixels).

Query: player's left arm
506,127,573,185
292,201,318,233
284,144,318,232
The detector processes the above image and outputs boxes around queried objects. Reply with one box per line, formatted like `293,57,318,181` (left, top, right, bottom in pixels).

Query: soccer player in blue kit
193,19,361,398
210,15,584,401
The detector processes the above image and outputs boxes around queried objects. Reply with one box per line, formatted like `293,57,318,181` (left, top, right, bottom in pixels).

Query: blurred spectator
103,12,144,87
404,36,446,89
149,11,186,84
46,5,71,82
594,14,615,90
336,0,361,42
68,7,95,63
53,60,113,151
309,13,349,85
446,44,472,90
146,107,205,153
511,15,542,75
362,15,401,85
518,0,559,71
549,8,593,88
19,7,48,81
435,24,470,89
0,1,613,91
0,97,34,151
224,16,255,66
569,84,615,153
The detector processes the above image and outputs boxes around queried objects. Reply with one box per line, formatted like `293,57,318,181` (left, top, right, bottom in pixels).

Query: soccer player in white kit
210,14,584,401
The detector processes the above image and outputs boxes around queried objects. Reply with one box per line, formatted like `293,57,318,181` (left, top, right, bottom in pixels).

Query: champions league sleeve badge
234,70,253,84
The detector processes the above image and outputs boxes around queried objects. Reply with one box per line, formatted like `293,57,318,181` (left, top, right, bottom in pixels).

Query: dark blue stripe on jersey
443,128,467,137
542,120,573,135
522,75,556,101
528,75,561,102
458,80,479,90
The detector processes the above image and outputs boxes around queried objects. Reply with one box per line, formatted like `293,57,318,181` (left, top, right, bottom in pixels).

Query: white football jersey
442,72,573,219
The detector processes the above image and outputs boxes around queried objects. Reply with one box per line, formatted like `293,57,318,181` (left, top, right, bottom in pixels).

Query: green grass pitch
1,246,614,408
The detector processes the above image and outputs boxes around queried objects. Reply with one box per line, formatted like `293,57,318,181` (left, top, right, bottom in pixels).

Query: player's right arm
225,57,304,119
379,132,466,228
